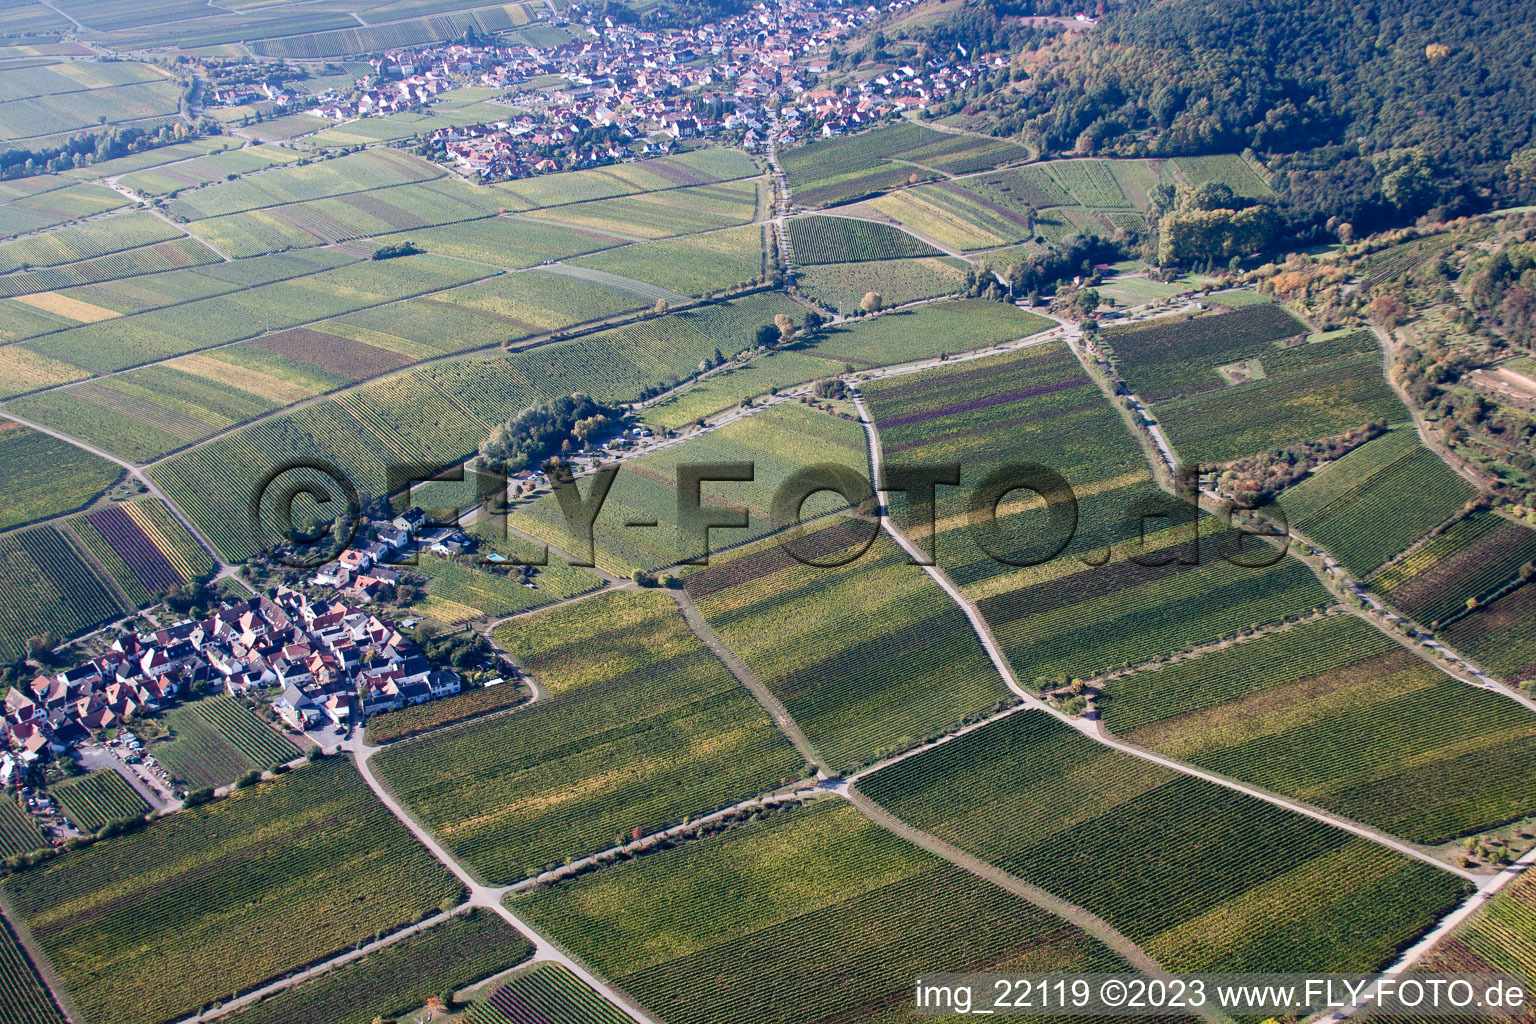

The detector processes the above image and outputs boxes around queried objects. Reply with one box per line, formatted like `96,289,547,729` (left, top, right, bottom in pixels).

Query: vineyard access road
847,387,1480,884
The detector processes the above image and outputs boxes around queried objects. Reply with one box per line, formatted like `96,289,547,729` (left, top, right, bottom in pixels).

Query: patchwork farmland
375,589,802,882
1099,614,1536,843
0,26,1530,1024
149,695,301,790
4,758,462,1024
859,712,1469,972
511,799,1128,1024
49,771,149,832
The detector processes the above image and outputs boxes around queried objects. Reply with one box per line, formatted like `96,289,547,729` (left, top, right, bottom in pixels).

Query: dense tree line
913,0,1536,241
0,122,204,180
478,394,623,472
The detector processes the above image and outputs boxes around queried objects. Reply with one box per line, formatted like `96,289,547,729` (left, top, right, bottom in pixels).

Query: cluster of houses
1,563,464,779
207,79,292,109
309,505,477,599
292,0,1012,180
307,59,458,120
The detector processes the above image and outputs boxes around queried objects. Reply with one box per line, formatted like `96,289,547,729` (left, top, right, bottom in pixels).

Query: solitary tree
774,312,795,344
860,291,882,313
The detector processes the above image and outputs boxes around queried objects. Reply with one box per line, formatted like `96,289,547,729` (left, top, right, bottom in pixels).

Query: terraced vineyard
374,590,802,882
511,799,1128,1024
1407,861,1536,1007
1152,328,1405,463
779,122,1030,207
148,291,811,562
0,797,46,859
6,758,462,1024
471,962,635,1024
1045,159,1134,208
364,683,528,745
493,149,759,209
0,417,121,531
1442,583,1536,684
410,553,602,624
224,910,532,1024
1100,614,1536,843
528,180,761,240
806,300,1052,367
1367,511,1536,626
785,215,940,263
66,500,208,607
568,223,765,297
796,255,968,311
149,695,301,790
861,341,1329,680
0,910,65,1024
50,771,149,832
1276,428,1479,576
0,525,124,663
1104,303,1307,402
508,401,867,574
686,526,1010,771
859,711,1470,972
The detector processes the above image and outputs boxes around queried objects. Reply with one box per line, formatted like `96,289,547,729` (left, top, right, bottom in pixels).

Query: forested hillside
916,0,1536,238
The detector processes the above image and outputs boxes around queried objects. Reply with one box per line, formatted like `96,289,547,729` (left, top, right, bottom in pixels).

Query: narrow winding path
847,387,1480,883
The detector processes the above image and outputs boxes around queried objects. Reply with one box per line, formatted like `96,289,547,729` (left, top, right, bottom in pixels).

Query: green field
492,149,758,210
527,179,760,239
184,177,510,258
1104,303,1307,402
780,122,1030,207
508,400,866,573
1275,428,1479,575
0,909,65,1024
859,711,1469,972
0,418,120,530
224,909,532,1024
117,145,300,197
686,524,1011,771
1169,154,1274,197
786,215,941,263
0,210,183,275
0,181,127,239
409,552,602,624
1367,511,1536,625
0,71,179,141
641,349,842,430
364,682,528,745
1100,613,1536,843
147,290,816,562
1153,329,1405,463
811,300,1053,366
372,213,630,270
568,223,764,297
18,253,486,382
796,255,968,311
163,148,441,220
0,525,123,663
0,798,46,859
471,962,634,1024
4,757,462,1024
49,771,149,832
861,342,1333,679
510,798,1126,1024
148,695,301,790
373,589,801,882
